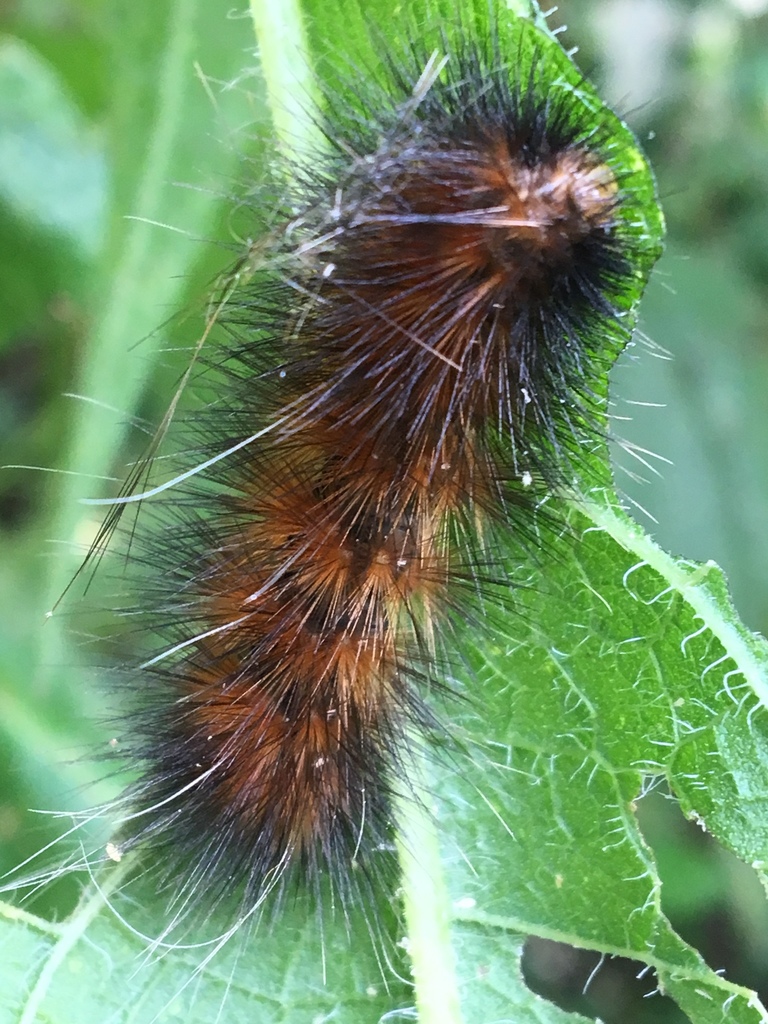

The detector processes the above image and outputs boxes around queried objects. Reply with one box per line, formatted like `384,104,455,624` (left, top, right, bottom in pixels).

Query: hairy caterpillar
41,0,662,955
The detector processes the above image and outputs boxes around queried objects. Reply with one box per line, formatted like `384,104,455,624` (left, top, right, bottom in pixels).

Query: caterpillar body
79,6,662,934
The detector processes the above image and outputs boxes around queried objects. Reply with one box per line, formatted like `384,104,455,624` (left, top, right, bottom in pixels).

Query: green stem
394,757,464,1024
17,861,132,1024
249,0,323,161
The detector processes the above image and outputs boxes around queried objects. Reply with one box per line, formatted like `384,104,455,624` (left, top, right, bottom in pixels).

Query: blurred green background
1,0,767,1020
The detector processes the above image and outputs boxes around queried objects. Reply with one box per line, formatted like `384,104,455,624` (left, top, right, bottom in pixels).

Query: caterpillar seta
40,0,663,957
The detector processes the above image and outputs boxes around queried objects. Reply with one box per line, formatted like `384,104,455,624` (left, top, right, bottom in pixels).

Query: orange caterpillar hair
87,10,660,928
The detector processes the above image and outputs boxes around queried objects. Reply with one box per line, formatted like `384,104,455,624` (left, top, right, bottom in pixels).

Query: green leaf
436,495,768,1022
0,880,412,1024
2,1,767,1023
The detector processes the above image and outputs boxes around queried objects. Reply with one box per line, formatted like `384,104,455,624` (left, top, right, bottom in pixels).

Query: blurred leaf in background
1,1,768,1022
564,0,768,637
0,0,265,915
